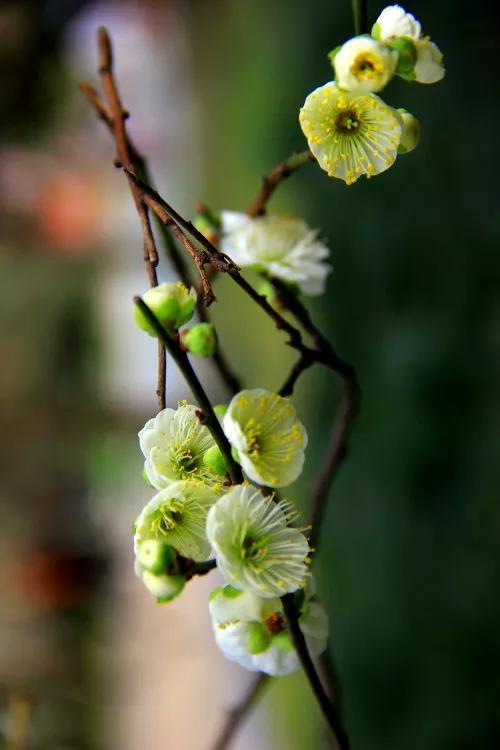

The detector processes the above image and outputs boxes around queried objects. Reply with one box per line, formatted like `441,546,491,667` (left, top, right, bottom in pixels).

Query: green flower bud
137,540,175,575
134,282,197,336
142,570,185,603
247,621,272,655
213,404,228,419
182,323,217,357
388,37,417,80
273,630,295,653
397,109,420,154
202,445,228,477
222,584,244,599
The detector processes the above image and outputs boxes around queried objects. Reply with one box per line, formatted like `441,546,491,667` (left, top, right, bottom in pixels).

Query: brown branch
81,69,242,396
209,674,269,750
246,150,316,217
82,28,165,411
282,595,350,750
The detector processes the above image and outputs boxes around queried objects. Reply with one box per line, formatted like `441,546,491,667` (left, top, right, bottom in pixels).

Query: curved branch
209,674,269,750
133,298,243,486
246,150,316,217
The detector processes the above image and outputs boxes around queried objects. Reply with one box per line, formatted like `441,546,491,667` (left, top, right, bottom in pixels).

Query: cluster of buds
300,4,444,184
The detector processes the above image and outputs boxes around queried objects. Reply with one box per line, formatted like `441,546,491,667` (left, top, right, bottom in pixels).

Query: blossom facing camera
182,322,218,357
223,388,307,487
134,282,197,336
372,5,422,41
139,403,226,491
300,82,402,185
134,479,219,561
206,484,310,598
220,212,331,297
209,584,329,676
332,35,397,94
396,109,420,153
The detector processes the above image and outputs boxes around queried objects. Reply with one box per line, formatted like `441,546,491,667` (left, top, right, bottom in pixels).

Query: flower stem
352,0,368,35
133,297,243,485
246,150,315,217
281,594,350,750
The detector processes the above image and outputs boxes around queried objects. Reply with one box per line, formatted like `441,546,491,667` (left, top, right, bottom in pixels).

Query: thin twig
133,297,243,485
81,67,241,396
352,0,369,35
210,674,269,750
87,28,165,411
281,595,350,750
246,150,316,217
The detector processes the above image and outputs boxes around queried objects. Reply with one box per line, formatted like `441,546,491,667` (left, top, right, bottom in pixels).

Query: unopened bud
182,322,217,357
141,570,185,603
137,540,175,575
202,445,228,477
134,282,197,336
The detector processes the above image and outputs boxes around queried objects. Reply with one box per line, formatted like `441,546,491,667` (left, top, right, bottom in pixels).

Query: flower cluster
132,389,324,676
300,4,444,184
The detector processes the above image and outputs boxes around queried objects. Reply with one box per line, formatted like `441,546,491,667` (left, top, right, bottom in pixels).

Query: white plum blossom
413,39,445,84
223,388,307,488
220,212,331,296
333,35,398,94
372,5,445,84
372,5,421,41
300,82,401,184
206,484,310,598
209,585,329,676
134,479,219,561
139,403,227,491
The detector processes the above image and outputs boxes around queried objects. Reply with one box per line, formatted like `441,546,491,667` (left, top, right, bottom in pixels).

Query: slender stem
133,297,243,485
352,0,368,35
210,674,269,750
187,558,217,577
246,150,316,217
281,595,350,750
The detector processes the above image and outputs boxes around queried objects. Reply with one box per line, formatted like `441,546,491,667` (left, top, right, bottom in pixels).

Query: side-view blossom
134,479,219,561
395,108,420,153
206,484,310,598
413,39,445,84
209,584,329,676
139,403,227,491
372,5,445,84
220,212,331,297
134,281,197,336
223,388,307,487
300,81,401,184
332,35,397,94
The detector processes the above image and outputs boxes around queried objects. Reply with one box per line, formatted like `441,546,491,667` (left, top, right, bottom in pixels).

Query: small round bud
182,323,217,357
247,622,272,655
389,36,417,80
396,109,420,154
137,540,175,575
141,570,185,603
213,404,228,419
273,630,294,653
202,445,228,477
134,282,197,336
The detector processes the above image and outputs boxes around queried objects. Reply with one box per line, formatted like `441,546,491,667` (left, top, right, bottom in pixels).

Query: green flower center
335,109,361,134
171,445,197,476
241,534,268,562
151,502,184,535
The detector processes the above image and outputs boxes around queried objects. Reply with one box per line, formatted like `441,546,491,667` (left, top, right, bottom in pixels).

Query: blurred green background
1,1,499,749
